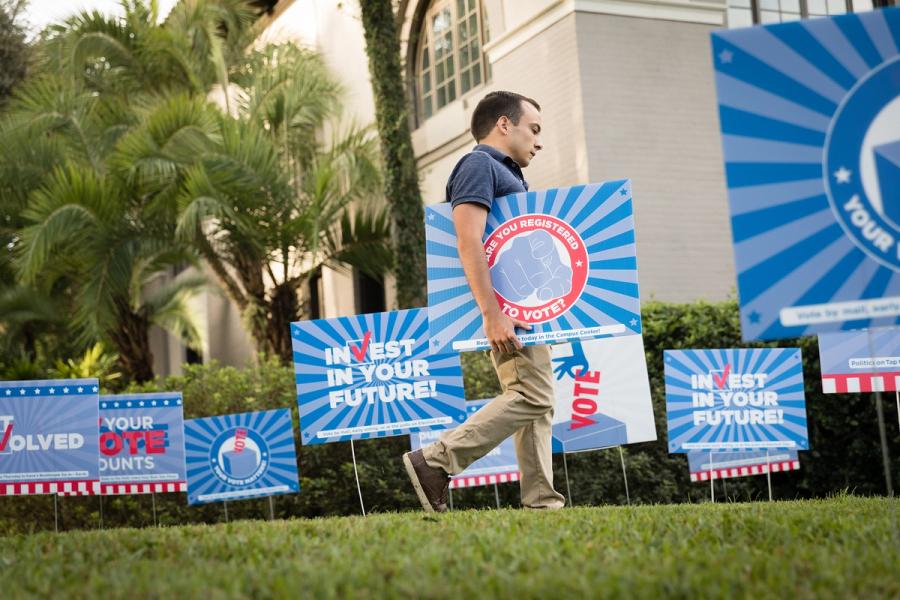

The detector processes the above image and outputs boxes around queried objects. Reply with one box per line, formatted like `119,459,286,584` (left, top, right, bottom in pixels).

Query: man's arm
452,202,531,354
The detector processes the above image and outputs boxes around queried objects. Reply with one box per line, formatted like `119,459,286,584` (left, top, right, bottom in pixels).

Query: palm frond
325,207,394,280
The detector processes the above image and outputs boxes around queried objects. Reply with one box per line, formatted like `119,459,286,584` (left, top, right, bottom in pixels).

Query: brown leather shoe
403,449,450,513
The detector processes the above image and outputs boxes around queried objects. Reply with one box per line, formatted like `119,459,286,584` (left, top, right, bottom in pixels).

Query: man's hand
483,310,532,354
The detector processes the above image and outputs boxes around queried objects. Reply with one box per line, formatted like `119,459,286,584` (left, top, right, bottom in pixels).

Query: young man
403,91,566,512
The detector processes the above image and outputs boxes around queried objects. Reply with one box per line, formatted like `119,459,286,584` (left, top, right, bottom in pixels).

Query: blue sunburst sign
0,379,100,495
409,399,520,489
99,392,186,494
818,326,900,393
426,180,641,352
292,308,467,445
712,8,900,341
664,348,808,453
184,408,299,505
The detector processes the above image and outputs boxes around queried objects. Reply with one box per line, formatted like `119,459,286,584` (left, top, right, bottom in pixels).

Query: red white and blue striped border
690,460,800,482
100,482,187,495
55,481,188,496
0,479,100,496
450,471,519,489
821,373,900,394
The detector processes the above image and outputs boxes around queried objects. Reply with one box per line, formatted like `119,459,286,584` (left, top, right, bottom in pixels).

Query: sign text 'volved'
410,399,520,489
99,392,186,493
818,326,900,393
711,9,900,340
0,379,100,495
292,308,467,444
426,180,641,352
550,335,657,453
184,409,299,505
687,449,801,482
665,348,809,453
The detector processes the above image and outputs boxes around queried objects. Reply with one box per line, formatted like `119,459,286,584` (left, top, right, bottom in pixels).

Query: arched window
416,0,489,120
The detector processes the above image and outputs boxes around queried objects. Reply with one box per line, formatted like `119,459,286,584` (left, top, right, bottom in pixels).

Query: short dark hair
470,91,541,141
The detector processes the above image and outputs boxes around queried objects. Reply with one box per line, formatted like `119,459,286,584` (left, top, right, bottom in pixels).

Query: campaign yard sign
664,348,809,453
426,180,641,352
184,409,299,505
818,326,900,393
99,393,187,495
292,308,467,444
550,335,657,453
711,8,900,341
410,399,520,489
0,379,100,495
687,449,800,482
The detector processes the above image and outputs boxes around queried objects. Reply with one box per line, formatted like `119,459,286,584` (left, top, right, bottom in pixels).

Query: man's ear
496,115,510,135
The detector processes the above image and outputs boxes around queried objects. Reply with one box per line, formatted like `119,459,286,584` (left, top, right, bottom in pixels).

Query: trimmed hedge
1,300,898,533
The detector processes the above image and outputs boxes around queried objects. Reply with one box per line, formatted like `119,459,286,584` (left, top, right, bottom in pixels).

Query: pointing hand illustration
491,230,572,302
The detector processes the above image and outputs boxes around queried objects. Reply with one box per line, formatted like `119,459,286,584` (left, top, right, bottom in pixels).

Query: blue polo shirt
446,144,529,209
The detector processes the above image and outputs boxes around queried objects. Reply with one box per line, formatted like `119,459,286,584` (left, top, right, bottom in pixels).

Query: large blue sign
410,399,520,489
819,326,900,393
292,308,467,444
687,449,800,482
711,8,900,341
664,348,808,453
426,180,641,352
99,392,186,494
0,379,99,495
184,408,299,505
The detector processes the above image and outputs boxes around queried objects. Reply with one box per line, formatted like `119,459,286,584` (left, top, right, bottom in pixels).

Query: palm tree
175,44,393,360
1,0,255,380
15,165,205,381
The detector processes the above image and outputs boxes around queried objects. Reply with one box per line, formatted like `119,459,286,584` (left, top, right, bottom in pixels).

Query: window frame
728,0,855,25
415,0,489,122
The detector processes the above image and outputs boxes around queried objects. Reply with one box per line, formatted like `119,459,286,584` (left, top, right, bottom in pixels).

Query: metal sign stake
868,328,894,497
618,446,631,505
350,440,366,516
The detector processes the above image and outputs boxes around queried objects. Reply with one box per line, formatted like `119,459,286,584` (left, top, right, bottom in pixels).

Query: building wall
574,12,734,302
487,12,589,190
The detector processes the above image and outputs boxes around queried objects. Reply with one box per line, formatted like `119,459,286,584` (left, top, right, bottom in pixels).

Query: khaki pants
423,344,566,509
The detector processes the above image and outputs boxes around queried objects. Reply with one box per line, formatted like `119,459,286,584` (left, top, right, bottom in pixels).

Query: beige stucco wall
487,13,589,189
574,12,734,302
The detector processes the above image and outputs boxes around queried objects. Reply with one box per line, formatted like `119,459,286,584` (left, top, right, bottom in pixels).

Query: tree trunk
359,0,427,309
267,282,301,363
109,306,155,383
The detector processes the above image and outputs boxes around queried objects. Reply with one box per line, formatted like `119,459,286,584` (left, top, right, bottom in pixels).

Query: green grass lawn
1,495,897,599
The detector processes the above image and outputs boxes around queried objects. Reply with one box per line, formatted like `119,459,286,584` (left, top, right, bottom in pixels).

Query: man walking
403,91,566,512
